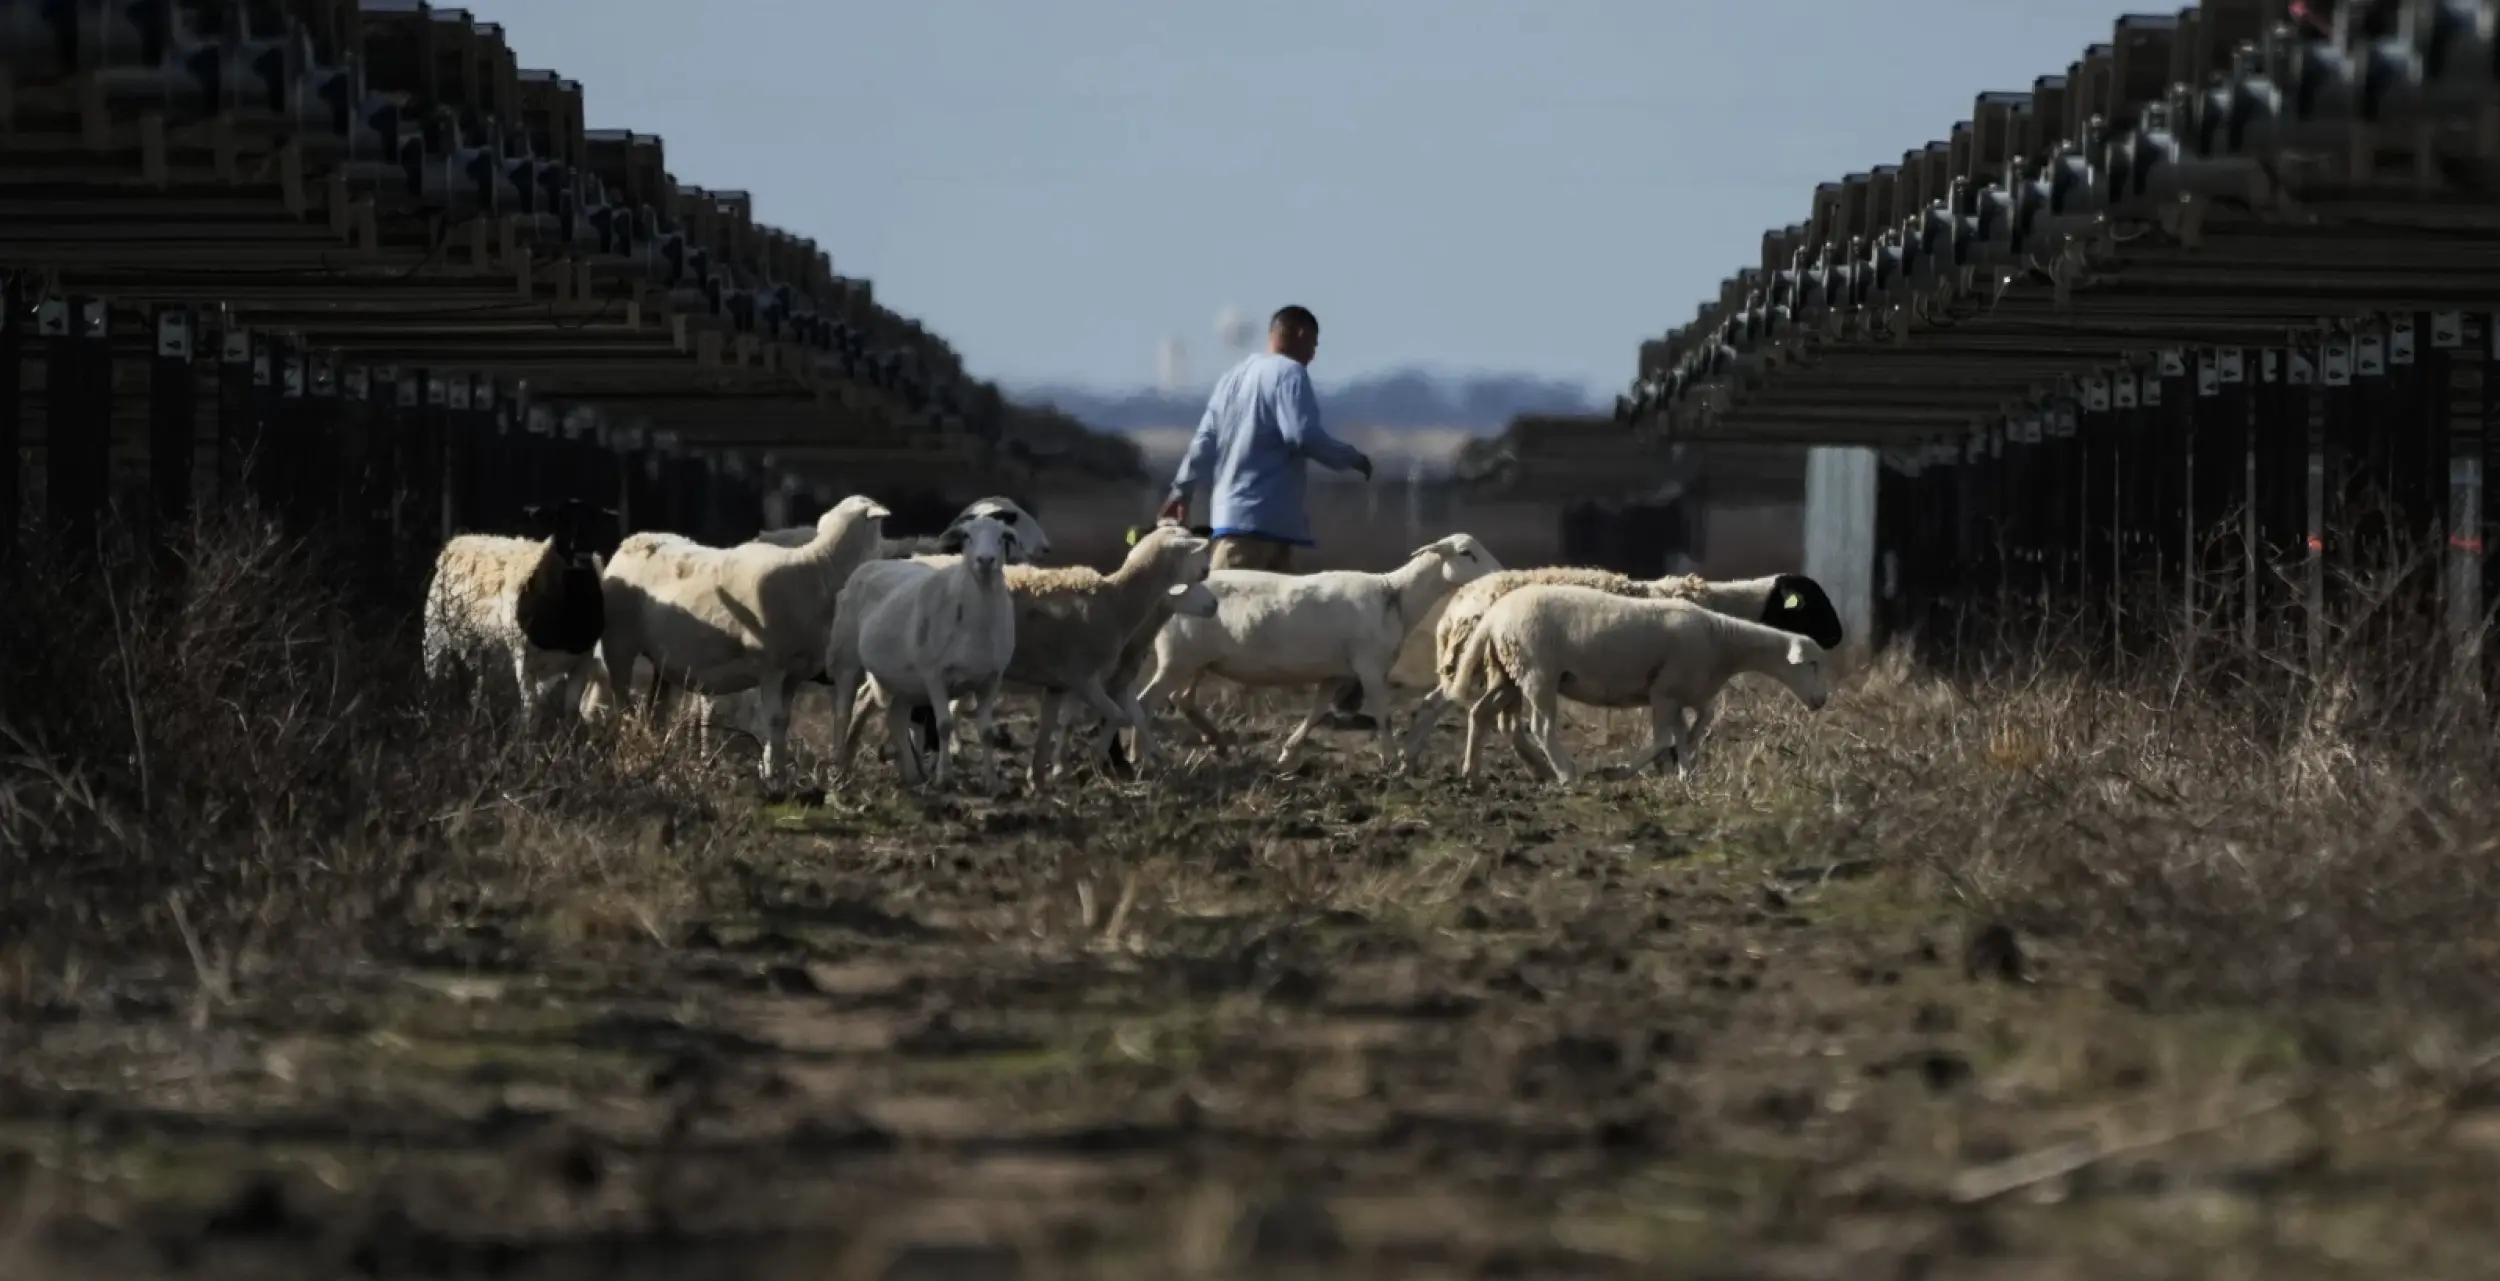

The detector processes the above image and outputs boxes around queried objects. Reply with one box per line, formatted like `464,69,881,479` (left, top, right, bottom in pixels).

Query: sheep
842,524,1217,786
595,494,891,779
1135,534,1502,768
421,500,610,730
1445,584,1831,787
750,494,1049,562
831,515,1020,792
1398,569,1844,770
1044,524,1221,776
703,496,1053,750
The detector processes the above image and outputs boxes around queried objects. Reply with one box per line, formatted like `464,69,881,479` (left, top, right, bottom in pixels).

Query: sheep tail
1445,618,1497,704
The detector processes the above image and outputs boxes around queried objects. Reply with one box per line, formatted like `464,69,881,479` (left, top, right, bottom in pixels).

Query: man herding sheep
1157,304,1375,572
1157,303,1378,724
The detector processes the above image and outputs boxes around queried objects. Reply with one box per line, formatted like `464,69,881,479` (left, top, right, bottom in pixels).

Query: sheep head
1164,580,1219,619
937,496,1050,562
817,494,893,554
955,515,1014,583
1123,524,1212,582
1410,533,1501,586
1782,635,1831,711
1762,573,1845,650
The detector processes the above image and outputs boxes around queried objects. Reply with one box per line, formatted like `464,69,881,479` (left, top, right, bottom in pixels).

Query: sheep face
516,544,607,654
1165,581,1219,618
1412,533,1500,587
956,515,1014,583
521,498,619,560
936,497,1050,562
1129,526,1212,580
1781,635,1831,711
1761,573,1845,650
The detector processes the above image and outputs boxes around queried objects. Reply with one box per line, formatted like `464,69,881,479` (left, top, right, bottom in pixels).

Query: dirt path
6,724,2500,1279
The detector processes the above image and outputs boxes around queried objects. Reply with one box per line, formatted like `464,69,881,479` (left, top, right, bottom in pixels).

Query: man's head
1267,305,1319,364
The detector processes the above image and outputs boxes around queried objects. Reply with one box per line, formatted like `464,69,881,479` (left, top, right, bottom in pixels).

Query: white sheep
750,494,1050,562
1399,569,1844,770
420,502,609,730
842,524,1217,786
595,494,891,779
703,496,1054,750
1135,534,1501,768
1445,584,1831,787
834,515,1020,792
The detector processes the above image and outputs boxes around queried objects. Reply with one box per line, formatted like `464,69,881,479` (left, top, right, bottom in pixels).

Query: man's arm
1275,364,1371,478
1166,378,1228,508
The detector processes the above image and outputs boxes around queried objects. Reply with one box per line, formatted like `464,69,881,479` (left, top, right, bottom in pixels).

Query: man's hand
1350,451,1374,482
1156,497,1188,526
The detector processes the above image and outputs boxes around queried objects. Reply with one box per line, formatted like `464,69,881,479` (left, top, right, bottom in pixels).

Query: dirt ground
6,691,2500,1281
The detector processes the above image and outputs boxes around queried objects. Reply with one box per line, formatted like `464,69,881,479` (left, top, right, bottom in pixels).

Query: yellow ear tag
1783,593,1801,610
1126,526,1143,547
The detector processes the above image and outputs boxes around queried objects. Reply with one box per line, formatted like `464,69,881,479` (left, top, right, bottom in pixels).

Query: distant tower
1156,336,1188,392
1215,305,1253,355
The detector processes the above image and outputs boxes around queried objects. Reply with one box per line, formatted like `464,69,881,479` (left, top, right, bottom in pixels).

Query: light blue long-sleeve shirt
1166,352,1366,546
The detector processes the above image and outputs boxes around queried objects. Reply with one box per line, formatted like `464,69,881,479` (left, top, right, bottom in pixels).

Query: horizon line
1004,365,1614,400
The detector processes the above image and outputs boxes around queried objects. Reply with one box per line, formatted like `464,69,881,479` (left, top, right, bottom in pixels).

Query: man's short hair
1269,305,1318,337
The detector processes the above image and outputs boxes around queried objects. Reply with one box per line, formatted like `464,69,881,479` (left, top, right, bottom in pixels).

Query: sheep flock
423,494,1849,794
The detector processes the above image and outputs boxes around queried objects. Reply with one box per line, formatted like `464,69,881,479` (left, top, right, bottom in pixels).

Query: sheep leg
970,678,1004,794
560,656,599,728
1354,668,1395,767
921,672,956,790
756,672,799,782
945,695,990,749
883,694,929,788
1397,688,1450,773
1504,703,1556,781
1610,694,1686,779
1679,696,1718,778
459,647,494,722
1519,677,1578,787
1113,685,1157,774
1459,684,1509,781
1067,677,1134,780
832,676,882,773
1140,665,1224,751
1274,684,1338,769
507,648,539,731
825,671,856,776
1029,691,1068,787
648,673,681,728
600,645,639,726
1177,680,1233,751
695,694,721,756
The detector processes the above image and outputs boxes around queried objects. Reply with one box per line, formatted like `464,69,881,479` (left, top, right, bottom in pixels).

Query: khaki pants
1212,534,1293,572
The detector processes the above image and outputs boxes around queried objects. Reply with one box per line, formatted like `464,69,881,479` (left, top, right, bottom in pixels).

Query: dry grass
8,515,2496,1027
0,514,736,991
6,518,2500,1276
1626,580,2500,1029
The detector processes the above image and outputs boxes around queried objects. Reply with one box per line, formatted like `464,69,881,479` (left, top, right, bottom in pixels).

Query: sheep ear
935,523,970,553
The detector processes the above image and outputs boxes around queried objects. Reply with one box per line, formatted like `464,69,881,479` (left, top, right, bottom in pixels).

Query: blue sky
490,1,2138,395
